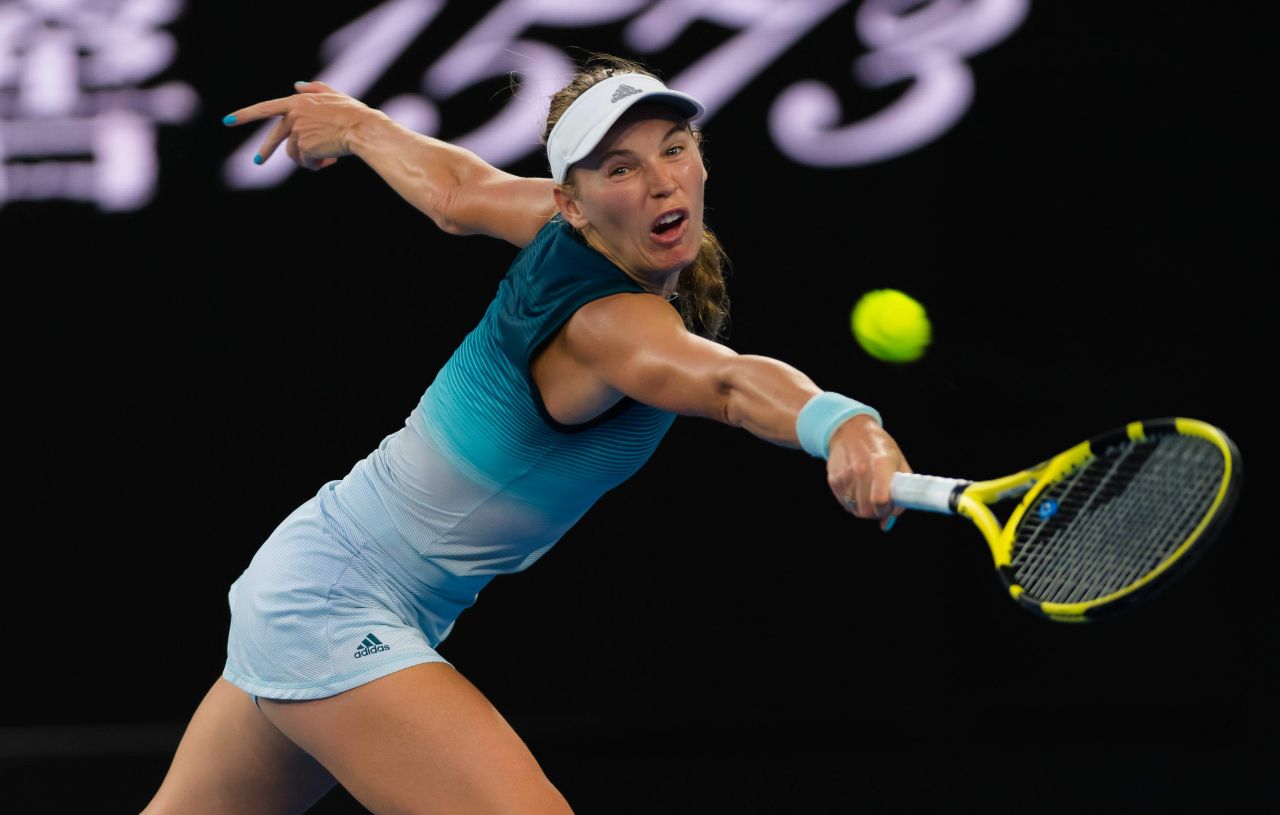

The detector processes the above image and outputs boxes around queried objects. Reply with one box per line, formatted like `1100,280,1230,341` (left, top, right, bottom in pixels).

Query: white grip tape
891,473,969,514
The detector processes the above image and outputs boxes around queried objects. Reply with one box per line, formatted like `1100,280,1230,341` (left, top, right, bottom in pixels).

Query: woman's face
555,103,707,291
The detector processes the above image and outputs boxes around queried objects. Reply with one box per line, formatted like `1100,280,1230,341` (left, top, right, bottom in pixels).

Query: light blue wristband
796,392,883,459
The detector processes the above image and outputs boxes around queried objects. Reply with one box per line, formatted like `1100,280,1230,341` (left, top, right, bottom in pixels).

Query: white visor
546,73,705,183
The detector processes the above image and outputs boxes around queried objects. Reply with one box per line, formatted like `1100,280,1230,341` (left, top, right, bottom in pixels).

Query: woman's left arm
224,81,557,248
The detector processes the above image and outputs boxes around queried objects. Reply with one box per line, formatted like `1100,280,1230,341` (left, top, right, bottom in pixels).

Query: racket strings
1018,440,1219,604
1009,435,1224,604
1016,447,1174,601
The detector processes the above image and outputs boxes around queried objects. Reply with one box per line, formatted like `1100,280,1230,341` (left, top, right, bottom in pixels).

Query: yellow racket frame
957,418,1240,622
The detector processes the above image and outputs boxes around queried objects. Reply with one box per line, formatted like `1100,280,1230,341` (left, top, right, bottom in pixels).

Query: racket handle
891,472,970,514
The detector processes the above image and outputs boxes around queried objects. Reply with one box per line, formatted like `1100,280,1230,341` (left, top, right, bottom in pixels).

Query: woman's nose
648,162,678,196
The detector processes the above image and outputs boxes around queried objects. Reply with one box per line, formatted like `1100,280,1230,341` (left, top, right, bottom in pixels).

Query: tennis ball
851,289,931,363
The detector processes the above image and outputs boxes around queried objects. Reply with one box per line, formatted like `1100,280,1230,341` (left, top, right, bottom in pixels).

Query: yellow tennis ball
851,289,932,363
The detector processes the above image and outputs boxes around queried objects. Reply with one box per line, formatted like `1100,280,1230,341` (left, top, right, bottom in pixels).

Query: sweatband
796,392,883,459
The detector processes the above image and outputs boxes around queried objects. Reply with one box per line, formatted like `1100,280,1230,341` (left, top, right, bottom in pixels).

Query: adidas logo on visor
354,632,391,658
611,84,642,103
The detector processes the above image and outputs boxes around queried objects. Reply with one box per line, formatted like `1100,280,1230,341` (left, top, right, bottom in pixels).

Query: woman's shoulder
513,216,629,283
510,214,571,263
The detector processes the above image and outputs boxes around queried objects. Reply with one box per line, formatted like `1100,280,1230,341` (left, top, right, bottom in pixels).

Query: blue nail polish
253,153,263,165
295,80,310,86
884,516,897,533
222,114,236,125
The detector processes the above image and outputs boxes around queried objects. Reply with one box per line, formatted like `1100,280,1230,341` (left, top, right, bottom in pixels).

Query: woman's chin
651,225,700,269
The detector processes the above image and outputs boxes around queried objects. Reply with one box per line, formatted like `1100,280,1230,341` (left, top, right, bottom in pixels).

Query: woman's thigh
142,677,337,815
258,662,573,815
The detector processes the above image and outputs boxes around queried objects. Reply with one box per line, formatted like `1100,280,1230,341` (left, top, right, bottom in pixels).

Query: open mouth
650,208,688,240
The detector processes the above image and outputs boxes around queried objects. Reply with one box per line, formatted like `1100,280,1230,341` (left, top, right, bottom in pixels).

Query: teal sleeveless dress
223,217,678,700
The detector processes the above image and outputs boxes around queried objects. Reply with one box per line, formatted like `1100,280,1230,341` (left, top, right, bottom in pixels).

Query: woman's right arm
225,81,557,248
556,293,911,530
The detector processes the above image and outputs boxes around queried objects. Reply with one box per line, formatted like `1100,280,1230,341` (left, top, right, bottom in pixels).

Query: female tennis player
142,57,910,815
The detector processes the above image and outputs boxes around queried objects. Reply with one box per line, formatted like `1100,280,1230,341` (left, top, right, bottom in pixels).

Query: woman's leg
141,677,338,815
258,662,573,815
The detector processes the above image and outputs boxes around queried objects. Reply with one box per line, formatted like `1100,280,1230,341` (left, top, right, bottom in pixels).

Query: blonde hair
543,54,730,340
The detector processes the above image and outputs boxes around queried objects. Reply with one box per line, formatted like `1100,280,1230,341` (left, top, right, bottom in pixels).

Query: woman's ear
552,183,590,231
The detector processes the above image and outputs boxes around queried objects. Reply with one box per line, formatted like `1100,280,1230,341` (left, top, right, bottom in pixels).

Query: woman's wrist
345,108,395,160
795,392,883,459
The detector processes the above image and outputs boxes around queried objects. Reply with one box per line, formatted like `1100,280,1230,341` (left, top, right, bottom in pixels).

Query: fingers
294,80,338,94
840,485,900,533
879,507,904,533
224,82,349,169
880,458,912,531
255,114,294,165
859,464,895,521
285,133,333,171
830,446,911,529
221,96,294,127
220,87,295,166
871,461,910,531
221,80,338,127
835,456,896,520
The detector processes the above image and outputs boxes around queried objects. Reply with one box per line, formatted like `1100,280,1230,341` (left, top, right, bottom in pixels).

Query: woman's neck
580,226,680,300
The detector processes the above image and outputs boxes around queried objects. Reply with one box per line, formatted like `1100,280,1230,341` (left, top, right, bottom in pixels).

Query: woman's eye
610,166,629,176
666,145,684,156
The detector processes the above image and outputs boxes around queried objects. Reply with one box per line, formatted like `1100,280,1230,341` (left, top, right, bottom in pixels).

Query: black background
3,0,1273,810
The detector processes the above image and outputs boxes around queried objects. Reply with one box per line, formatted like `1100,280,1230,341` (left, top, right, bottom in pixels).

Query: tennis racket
890,417,1242,622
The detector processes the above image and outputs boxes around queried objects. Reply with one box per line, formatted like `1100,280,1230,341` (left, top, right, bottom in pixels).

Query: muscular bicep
563,294,737,421
445,168,557,248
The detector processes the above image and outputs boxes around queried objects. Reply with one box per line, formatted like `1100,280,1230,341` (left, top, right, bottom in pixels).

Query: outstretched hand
222,80,384,171
826,414,911,532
